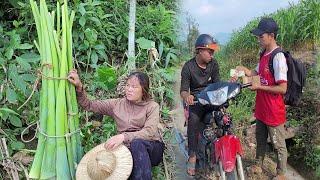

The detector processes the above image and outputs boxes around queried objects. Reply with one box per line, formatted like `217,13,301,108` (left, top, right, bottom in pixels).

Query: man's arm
180,91,190,100
181,91,194,105
180,63,194,105
211,59,220,82
251,82,287,94
236,66,258,77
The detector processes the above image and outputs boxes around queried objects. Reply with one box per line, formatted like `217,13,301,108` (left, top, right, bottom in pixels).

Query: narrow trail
169,64,308,179
170,67,194,180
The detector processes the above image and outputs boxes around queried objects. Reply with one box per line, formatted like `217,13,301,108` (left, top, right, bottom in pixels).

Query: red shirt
254,52,287,126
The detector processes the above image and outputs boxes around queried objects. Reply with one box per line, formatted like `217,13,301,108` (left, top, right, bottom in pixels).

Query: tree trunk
127,0,136,72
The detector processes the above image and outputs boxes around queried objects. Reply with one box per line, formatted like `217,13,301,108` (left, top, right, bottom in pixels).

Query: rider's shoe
186,157,196,176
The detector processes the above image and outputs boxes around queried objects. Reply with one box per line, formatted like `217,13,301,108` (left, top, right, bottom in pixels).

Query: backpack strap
262,47,283,76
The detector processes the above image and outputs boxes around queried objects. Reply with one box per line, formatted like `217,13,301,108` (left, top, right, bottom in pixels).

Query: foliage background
1,0,320,179
0,0,181,179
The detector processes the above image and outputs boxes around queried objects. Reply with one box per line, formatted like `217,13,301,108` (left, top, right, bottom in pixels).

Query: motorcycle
186,82,250,180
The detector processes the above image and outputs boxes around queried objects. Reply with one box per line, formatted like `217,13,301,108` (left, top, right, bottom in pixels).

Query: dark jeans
187,104,215,156
128,139,165,180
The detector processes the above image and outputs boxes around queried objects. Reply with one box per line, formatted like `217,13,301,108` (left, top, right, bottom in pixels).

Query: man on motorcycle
236,18,288,180
180,34,220,176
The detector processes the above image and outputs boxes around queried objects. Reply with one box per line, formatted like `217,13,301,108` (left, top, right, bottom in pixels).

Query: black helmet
195,34,219,51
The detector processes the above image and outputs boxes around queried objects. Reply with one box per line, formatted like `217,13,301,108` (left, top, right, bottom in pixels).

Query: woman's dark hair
127,71,151,101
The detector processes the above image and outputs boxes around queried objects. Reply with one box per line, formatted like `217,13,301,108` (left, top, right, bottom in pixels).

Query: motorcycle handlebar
186,83,252,106
241,83,252,89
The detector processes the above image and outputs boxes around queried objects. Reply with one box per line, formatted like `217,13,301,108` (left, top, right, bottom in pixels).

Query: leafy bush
0,0,180,168
81,116,117,153
288,57,320,175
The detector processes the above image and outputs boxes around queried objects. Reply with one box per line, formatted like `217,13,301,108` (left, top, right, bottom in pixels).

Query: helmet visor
196,43,219,51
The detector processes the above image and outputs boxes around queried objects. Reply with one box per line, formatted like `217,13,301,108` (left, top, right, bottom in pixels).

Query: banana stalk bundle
29,0,82,179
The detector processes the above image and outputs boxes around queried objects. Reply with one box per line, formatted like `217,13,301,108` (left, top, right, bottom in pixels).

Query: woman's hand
67,69,83,91
104,134,125,150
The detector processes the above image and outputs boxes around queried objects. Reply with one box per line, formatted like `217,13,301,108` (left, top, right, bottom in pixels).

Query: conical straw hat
76,144,133,180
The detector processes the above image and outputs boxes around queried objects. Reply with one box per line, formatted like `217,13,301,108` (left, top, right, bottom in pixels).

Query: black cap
251,18,278,36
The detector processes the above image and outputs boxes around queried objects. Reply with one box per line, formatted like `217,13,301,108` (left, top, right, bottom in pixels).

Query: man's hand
184,94,195,105
181,91,195,105
67,69,83,91
236,66,248,73
104,134,125,150
249,83,261,91
236,66,257,77
252,82,287,94
229,76,238,82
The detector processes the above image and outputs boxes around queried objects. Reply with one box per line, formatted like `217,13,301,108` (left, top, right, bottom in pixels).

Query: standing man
236,17,288,180
180,34,220,176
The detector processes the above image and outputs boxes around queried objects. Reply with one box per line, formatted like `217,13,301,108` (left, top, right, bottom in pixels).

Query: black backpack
260,47,307,106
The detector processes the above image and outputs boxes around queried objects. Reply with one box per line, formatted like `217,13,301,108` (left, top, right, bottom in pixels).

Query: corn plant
226,0,320,58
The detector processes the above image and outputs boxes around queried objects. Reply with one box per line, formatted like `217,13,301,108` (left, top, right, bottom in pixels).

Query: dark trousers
255,120,287,175
128,139,165,180
187,104,215,156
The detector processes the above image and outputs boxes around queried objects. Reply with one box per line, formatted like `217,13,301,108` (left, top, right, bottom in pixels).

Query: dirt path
169,68,194,179
169,65,307,179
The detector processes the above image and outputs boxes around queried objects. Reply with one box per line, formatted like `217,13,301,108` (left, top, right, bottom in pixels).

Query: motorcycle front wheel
218,155,245,180
236,155,245,180
218,160,237,180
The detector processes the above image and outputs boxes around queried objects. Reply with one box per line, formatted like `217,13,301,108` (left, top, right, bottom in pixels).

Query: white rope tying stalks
20,118,81,144
18,64,69,111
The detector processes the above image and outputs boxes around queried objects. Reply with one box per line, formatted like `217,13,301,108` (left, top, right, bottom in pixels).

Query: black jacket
180,57,220,96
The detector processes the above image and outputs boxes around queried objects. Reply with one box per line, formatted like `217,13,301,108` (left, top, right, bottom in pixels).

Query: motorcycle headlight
207,86,228,106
